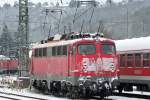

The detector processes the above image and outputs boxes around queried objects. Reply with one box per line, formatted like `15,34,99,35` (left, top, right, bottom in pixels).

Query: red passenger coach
30,33,118,98
115,36,150,92
0,55,18,75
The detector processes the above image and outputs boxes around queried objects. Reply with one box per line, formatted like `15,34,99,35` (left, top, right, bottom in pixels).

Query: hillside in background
0,0,150,42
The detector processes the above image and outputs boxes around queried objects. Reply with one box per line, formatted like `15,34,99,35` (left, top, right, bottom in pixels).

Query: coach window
47,47,52,56
143,53,149,67
120,54,126,67
135,53,141,67
127,54,133,67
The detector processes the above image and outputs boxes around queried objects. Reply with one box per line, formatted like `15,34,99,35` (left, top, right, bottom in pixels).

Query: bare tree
0,24,14,57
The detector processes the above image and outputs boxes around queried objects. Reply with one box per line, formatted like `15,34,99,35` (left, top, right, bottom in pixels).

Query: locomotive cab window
101,44,115,54
78,44,95,54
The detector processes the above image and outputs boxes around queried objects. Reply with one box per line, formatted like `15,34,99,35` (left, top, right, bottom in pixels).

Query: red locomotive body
30,33,118,98
115,36,150,92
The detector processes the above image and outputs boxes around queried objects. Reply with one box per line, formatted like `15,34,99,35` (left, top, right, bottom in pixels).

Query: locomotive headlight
97,78,104,84
110,63,115,72
78,76,85,81
87,75,92,80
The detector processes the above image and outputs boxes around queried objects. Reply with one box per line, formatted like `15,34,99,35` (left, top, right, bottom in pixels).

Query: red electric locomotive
30,32,118,98
115,36,150,93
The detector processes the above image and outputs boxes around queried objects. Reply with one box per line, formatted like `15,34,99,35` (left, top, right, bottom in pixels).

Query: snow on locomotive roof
33,37,113,49
0,55,10,60
115,36,150,51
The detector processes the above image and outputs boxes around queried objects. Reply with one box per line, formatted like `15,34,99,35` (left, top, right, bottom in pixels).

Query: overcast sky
0,0,123,6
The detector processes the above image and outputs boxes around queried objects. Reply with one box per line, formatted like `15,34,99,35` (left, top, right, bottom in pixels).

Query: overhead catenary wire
72,6,93,24
80,20,85,33
73,6,79,24
63,25,66,34
89,6,95,32
57,10,63,33
42,9,49,37
68,23,72,33
48,25,52,38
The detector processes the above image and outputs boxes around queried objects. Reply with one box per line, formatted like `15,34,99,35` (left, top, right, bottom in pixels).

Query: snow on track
0,88,67,100
0,87,149,100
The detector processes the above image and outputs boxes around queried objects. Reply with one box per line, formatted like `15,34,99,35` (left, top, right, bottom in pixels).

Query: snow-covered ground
108,96,147,100
0,87,149,100
0,88,67,100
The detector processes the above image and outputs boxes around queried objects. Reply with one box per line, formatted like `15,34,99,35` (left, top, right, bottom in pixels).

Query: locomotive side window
39,48,42,57
143,53,149,67
127,54,134,67
57,46,61,55
51,46,67,56
78,44,95,54
47,47,52,56
120,54,126,67
35,49,39,57
62,46,67,55
135,53,141,67
52,47,57,56
43,48,47,57
101,44,115,54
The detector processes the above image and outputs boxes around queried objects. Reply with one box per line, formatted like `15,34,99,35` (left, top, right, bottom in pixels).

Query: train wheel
99,81,111,99
117,85,123,93
60,81,68,97
68,86,79,99
42,80,48,93
32,80,37,88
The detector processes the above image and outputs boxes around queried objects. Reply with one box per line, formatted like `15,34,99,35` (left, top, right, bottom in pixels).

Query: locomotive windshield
101,44,115,54
78,44,95,54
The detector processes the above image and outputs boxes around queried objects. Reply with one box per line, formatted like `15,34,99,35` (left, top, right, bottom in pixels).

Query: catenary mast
17,0,29,77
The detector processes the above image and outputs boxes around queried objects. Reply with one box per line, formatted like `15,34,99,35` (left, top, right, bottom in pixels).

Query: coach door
68,45,76,75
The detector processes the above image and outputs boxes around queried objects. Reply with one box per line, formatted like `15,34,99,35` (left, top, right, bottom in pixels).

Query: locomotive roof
33,37,114,49
115,36,150,52
0,55,10,60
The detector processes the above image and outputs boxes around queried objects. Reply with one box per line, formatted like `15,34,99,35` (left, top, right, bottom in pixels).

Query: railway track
0,91,47,100
113,92,150,99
